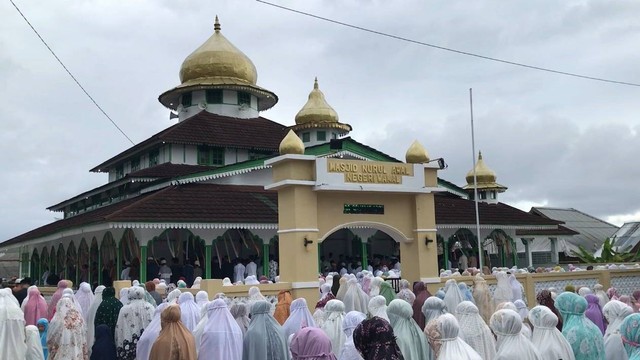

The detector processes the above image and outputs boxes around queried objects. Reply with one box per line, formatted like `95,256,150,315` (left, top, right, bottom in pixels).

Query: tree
571,236,640,263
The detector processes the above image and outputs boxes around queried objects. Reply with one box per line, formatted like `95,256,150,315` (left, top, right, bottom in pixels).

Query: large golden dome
464,152,507,190
179,16,257,86
159,17,278,111
291,78,351,133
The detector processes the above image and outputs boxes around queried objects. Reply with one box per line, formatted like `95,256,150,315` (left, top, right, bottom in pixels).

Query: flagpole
470,88,483,271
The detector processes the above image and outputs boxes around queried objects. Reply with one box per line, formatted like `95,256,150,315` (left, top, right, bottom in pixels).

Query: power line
9,0,136,145
257,0,640,88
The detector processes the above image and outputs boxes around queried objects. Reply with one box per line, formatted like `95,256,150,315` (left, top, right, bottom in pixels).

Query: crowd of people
3,267,640,359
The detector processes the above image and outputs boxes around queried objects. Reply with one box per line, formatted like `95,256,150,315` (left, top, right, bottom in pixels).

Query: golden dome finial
295,78,339,125
279,130,305,155
405,140,429,163
465,151,497,185
214,16,221,32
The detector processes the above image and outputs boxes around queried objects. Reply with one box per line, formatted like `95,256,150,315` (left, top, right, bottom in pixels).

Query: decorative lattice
533,278,599,295
611,276,640,297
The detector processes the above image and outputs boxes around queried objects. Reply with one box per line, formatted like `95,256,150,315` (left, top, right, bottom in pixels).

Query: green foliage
571,236,640,263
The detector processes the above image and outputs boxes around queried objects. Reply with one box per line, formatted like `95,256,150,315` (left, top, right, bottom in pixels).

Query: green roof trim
177,157,270,181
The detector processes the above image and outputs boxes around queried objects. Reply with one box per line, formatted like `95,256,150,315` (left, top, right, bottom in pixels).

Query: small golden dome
405,140,429,163
179,16,257,86
295,78,339,125
279,130,305,155
465,151,497,185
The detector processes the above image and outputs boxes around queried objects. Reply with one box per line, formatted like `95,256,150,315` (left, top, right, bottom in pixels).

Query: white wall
178,89,258,121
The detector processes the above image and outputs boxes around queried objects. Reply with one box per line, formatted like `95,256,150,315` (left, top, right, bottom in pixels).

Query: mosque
1,17,570,289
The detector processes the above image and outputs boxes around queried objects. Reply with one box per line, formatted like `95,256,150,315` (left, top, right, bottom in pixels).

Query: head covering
91,324,117,360
195,291,209,309
411,282,431,329
493,272,512,306
555,291,605,360
75,282,95,320
378,281,397,305
48,280,68,320
37,318,49,359
229,302,251,335
24,286,48,326
316,284,336,310
620,313,640,359
86,285,105,352
336,276,349,300
119,287,130,305
25,324,45,360
458,282,474,303
362,274,372,295
177,292,200,332
177,280,187,288
528,305,575,360
396,279,416,305
353,317,403,360
455,301,496,360
607,287,620,301
47,297,88,360
369,277,383,297
191,277,202,289
536,289,563,331
243,300,289,360
422,296,447,329
472,274,494,324
425,313,482,360
602,300,633,360
368,295,389,323
342,277,369,314
321,299,346,355
584,294,606,335
274,290,293,325
136,303,169,360
199,299,243,360
114,286,155,359
578,286,592,297
508,274,523,302
489,309,540,360
149,304,197,360
621,295,635,308
21,285,38,312
283,298,317,340
331,277,342,297
514,299,528,322
593,284,609,308
387,299,430,360
0,289,26,359
339,311,366,360
443,279,465,313
166,288,181,304
291,327,337,360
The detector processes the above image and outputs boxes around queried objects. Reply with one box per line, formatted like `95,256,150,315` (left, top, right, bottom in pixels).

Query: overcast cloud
1,0,639,242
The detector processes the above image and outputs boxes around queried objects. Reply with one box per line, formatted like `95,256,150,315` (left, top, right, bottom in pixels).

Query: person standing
158,259,172,284
120,262,131,281
13,278,30,305
193,260,203,280
233,259,245,284
170,258,183,285
268,256,278,282
245,257,257,278
146,257,159,282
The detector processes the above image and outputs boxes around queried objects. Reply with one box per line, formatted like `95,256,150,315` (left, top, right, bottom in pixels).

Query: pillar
97,247,102,286
524,238,533,267
116,245,122,281
205,244,212,279
402,192,439,283
443,238,450,270
262,243,269,277
361,239,368,270
140,245,147,282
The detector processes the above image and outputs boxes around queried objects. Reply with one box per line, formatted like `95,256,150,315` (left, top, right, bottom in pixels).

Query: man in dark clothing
13,278,30,305
145,281,163,306
221,256,234,280
170,257,183,285
146,257,159,282
183,260,194,287
211,257,223,279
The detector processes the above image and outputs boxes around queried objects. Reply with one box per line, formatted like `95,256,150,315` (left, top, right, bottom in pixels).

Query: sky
1,0,639,242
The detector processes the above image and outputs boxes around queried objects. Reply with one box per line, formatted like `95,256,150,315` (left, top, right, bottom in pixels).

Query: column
116,245,122,281
205,244,212,279
443,237,450,270
549,237,559,264
525,238,533,267
361,240,368,270
402,189,439,283
262,243,269,277
140,245,147,282
97,247,102,286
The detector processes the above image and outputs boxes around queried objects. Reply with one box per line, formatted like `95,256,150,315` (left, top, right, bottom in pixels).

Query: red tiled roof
4,185,564,248
127,163,218,179
434,196,562,227
91,113,288,172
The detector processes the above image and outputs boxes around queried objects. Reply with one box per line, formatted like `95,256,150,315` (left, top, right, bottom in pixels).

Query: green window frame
206,89,223,104
317,131,326,141
198,145,225,166
181,93,192,107
302,132,310,143
130,158,140,172
249,149,272,160
149,150,159,167
115,165,124,180
238,92,251,106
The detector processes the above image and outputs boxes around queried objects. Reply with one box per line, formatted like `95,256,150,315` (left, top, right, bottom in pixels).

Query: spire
214,16,221,32
405,140,429,164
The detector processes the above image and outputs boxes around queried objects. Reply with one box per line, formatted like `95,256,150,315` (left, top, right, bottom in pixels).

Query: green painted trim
140,246,147,282
205,245,212,279
262,243,269,277
443,238,450,270
116,246,121,281
97,248,102,285
361,241,368,269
